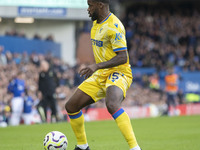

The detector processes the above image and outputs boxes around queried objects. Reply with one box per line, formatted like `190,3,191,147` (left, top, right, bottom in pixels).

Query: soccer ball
43,131,68,150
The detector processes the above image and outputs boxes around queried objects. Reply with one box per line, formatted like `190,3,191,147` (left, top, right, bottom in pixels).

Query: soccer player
65,0,142,150
8,72,26,126
23,90,34,125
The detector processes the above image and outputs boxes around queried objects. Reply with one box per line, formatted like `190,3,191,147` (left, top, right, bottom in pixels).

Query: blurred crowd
123,6,200,72
4,29,54,41
0,45,83,126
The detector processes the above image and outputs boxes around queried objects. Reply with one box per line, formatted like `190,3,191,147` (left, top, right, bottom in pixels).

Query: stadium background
0,0,200,125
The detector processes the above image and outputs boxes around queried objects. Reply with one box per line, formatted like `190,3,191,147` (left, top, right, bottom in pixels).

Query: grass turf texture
0,115,199,150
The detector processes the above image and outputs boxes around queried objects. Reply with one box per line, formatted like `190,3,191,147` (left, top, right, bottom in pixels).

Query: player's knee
106,101,119,114
65,101,73,113
65,100,80,113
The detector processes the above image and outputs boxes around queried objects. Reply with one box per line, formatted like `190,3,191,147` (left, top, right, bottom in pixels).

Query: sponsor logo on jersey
91,39,103,47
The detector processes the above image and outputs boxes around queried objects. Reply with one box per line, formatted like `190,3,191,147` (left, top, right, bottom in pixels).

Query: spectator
0,45,7,66
33,33,42,40
45,34,54,41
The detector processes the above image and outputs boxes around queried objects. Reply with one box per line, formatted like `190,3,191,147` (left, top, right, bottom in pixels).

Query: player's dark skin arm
79,50,127,79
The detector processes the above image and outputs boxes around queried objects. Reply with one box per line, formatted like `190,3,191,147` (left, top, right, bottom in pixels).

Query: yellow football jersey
79,13,133,101
91,13,132,78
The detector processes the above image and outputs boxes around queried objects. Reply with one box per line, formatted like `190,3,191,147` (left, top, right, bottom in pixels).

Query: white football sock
77,143,89,149
130,145,141,150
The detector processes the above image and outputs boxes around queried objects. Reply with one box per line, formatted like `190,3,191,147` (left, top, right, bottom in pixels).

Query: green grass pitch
0,115,200,150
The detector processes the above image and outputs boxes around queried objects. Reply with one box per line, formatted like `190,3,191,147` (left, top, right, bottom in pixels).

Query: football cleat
74,146,91,150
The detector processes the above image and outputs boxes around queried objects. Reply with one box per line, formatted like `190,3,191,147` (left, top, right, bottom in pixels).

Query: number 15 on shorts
109,72,120,82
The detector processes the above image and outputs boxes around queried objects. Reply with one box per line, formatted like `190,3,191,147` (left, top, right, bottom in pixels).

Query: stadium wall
0,36,61,57
76,32,95,63
0,19,76,65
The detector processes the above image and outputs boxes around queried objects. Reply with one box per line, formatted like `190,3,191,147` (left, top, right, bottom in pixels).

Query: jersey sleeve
109,26,127,52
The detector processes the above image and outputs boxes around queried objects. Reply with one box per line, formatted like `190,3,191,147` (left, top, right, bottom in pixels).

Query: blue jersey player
8,72,26,126
23,92,34,125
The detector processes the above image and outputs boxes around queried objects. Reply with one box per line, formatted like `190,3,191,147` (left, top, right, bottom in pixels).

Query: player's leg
105,72,141,150
37,98,47,122
48,95,58,122
171,94,179,116
166,93,172,116
10,97,24,126
65,88,94,150
106,86,141,150
22,113,33,125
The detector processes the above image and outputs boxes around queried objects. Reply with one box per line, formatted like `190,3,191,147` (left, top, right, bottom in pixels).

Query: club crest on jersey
114,23,118,28
115,33,122,41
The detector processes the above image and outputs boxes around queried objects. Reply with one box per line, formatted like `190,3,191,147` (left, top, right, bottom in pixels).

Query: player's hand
79,64,99,79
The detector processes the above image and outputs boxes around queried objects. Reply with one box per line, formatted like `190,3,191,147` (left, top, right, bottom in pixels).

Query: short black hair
93,0,110,4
